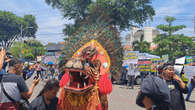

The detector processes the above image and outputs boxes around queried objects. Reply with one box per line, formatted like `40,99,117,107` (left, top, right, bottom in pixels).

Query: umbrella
123,65,128,69
48,61,53,65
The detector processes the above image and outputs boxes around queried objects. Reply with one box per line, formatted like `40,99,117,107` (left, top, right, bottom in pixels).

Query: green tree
10,40,46,60
45,0,155,80
153,16,195,61
9,42,32,58
45,0,155,36
24,40,46,59
157,16,186,36
24,53,34,61
133,35,150,53
0,11,38,49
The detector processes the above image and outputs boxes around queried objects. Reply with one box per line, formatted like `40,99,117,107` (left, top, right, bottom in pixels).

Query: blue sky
0,0,195,45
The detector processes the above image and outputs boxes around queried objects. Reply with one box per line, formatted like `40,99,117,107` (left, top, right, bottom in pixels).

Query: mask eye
66,60,73,68
73,60,83,69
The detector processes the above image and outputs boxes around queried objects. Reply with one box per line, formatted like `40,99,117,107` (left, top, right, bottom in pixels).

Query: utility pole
20,25,23,58
19,25,33,58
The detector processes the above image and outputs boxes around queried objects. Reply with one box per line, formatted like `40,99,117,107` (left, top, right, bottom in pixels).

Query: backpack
136,75,171,110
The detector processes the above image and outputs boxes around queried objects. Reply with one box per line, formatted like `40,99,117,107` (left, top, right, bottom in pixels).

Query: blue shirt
0,69,5,75
0,62,7,75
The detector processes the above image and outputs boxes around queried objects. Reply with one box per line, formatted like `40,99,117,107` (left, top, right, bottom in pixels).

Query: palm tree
132,35,150,53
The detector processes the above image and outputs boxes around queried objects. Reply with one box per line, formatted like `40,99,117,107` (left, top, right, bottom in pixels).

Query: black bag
18,99,31,110
1,75,31,110
136,75,171,110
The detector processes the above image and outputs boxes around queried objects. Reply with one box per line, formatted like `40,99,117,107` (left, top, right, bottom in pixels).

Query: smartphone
33,76,39,80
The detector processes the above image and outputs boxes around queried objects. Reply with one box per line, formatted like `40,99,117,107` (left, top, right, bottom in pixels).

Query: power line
36,33,64,35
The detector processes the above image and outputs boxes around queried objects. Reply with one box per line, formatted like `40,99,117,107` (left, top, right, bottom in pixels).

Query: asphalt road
26,76,195,110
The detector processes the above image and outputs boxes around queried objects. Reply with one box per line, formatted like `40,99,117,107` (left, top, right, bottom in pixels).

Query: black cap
9,58,24,67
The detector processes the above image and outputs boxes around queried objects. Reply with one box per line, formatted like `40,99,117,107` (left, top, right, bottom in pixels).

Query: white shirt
128,65,135,76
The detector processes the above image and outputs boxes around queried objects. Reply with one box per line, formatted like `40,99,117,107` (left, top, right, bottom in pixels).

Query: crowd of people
22,61,58,81
0,49,62,110
0,48,195,110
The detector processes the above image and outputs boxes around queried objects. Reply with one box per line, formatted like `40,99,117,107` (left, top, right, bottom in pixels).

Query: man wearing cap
162,65,188,110
0,58,40,110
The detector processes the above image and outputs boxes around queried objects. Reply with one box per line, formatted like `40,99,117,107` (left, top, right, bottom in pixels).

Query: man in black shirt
30,79,59,110
163,65,188,110
0,58,40,110
186,76,195,101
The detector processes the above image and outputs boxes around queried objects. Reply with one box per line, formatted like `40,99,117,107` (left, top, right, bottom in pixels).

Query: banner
123,51,139,64
184,66,195,79
151,58,161,72
138,59,151,72
42,56,58,64
37,56,42,62
175,57,185,65
185,56,193,64
174,65,183,74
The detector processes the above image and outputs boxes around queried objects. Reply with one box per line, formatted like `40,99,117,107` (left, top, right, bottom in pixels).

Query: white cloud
155,0,193,16
0,0,75,44
36,34,64,45
37,16,64,33
176,27,194,36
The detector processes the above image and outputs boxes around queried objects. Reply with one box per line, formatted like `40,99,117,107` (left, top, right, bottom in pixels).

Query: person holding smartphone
162,65,188,110
0,58,40,110
0,48,6,75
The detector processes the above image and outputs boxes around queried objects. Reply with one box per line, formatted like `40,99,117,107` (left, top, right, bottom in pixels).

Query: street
1,0,195,110
27,76,195,110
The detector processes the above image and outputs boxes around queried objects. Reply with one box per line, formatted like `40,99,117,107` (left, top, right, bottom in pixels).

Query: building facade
42,42,65,64
124,26,159,51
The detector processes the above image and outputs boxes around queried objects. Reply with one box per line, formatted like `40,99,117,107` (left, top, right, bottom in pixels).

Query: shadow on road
187,100,195,103
119,85,141,90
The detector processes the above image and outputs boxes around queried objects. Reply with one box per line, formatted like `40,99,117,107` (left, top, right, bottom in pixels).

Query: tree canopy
133,35,150,53
0,11,38,49
152,16,195,61
10,40,46,60
45,0,155,80
45,0,155,36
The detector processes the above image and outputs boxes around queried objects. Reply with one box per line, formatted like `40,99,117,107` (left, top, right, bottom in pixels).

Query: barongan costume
58,40,112,110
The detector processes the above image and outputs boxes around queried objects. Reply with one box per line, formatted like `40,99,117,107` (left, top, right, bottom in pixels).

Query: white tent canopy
138,53,160,59
123,53,160,66
175,57,185,65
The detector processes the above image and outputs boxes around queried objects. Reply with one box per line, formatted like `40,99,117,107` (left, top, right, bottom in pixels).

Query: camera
6,52,13,58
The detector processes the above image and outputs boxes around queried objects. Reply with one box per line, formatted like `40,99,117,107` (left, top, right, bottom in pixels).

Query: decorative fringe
59,70,70,87
99,95,108,110
58,88,101,110
87,87,101,110
97,104,102,110
98,74,112,94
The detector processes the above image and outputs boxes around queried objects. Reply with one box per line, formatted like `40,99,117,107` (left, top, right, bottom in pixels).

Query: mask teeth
77,83,80,88
67,80,70,86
